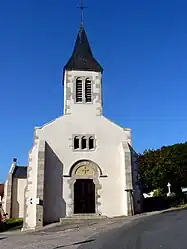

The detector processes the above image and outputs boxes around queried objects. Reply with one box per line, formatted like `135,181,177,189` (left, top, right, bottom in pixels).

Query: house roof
64,26,103,73
13,166,27,178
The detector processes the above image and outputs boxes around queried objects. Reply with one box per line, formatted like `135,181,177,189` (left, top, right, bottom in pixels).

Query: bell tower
63,3,103,116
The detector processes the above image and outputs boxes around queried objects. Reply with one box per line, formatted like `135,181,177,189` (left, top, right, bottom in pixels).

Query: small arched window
76,78,83,102
85,78,92,103
89,136,94,150
81,136,87,149
74,136,80,149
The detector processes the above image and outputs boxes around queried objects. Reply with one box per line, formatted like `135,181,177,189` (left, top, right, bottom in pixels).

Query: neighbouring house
3,20,142,231
3,158,27,219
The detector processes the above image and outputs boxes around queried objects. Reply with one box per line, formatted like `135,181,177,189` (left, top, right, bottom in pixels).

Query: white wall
2,180,7,212
26,67,135,221
24,144,38,229
35,113,131,217
64,70,103,116
98,144,127,217
43,143,65,224
12,178,27,218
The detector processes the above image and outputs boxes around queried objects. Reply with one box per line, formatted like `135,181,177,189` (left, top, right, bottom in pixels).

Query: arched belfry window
85,78,92,103
73,135,96,150
74,136,80,149
89,136,94,150
76,78,83,102
81,136,87,149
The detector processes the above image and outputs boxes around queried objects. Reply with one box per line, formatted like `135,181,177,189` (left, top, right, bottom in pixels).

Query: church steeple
64,0,102,73
63,1,103,116
64,26,103,73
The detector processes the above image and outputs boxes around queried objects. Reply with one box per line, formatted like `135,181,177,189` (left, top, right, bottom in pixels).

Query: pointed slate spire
64,26,103,73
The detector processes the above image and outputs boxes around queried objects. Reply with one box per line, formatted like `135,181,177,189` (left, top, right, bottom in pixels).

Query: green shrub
152,188,165,197
6,218,23,225
0,218,23,232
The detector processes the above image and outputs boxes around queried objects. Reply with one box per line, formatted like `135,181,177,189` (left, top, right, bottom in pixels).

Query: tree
136,142,187,194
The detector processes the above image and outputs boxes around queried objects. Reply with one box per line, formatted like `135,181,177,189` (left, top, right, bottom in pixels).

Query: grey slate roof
13,166,27,178
64,26,103,73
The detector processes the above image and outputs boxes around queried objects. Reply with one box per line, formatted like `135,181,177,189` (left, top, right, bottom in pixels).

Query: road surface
0,209,186,249
78,209,187,249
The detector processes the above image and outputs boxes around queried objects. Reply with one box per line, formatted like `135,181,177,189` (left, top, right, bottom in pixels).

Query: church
2,21,142,231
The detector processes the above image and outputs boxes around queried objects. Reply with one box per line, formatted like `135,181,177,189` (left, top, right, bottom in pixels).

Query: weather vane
78,0,87,26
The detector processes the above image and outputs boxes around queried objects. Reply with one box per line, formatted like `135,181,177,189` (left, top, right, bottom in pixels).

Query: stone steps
60,214,107,223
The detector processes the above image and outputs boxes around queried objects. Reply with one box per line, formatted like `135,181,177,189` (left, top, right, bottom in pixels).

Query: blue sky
0,0,187,182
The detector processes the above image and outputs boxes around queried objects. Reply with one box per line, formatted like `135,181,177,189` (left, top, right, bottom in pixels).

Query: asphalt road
78,209,187,249
1,209,187,249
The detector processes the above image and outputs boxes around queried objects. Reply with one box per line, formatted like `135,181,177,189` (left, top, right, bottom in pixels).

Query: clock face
75,165,95,176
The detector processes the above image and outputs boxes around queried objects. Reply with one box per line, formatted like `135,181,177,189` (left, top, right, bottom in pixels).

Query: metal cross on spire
78,0,87,27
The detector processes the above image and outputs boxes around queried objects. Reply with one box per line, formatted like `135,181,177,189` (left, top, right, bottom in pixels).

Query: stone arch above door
69,160,103,177
67,160,102,216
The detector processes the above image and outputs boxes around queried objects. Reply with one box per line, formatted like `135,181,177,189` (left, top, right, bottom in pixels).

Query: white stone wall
22,67,138,230
43,143,64,224
23,144,38,230
98,144,126,217
34,114,131,218
3,161,16,218
64,70,103,116
2,180,8,213
12,178,27,218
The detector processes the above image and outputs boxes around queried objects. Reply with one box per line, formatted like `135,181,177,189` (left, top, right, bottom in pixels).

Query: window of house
74,136,80,149
76,78,83,102
85,78,92,103
89,136,94,149
81,136,87,149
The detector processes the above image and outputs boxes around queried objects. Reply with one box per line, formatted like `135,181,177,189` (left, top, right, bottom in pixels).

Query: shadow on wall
43,143,66,225
11,201,20,219
11,179,20,218
129,144,144,215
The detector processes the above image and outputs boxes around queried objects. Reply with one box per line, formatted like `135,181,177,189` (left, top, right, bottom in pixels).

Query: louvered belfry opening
85,78,92,103
74,136,79,149
76,78,83,102
81,136,87,149
89,136,94,149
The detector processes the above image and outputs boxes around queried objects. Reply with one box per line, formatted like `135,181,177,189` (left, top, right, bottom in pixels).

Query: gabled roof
13,166,27,178
64,26,103,73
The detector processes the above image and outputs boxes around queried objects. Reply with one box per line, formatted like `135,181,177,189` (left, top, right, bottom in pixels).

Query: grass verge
0,218,23,232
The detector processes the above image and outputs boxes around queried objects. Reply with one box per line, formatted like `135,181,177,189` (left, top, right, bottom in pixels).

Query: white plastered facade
21,69,142,231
